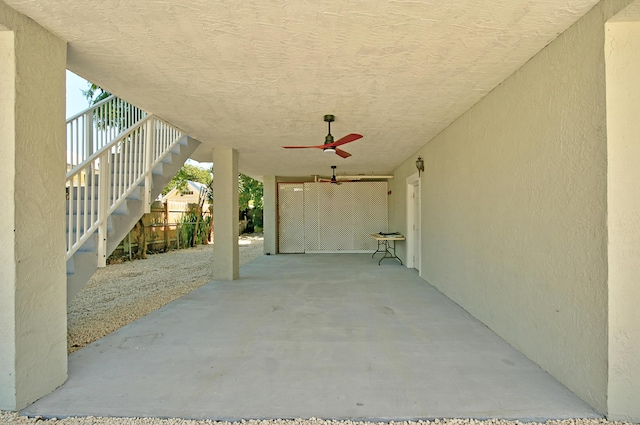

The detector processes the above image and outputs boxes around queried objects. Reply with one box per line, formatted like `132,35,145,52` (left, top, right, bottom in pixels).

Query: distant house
160,180,211,223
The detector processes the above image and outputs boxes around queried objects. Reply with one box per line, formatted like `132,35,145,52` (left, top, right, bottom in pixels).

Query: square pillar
212,148,239,280
262,175,277,255
0,3,67,411
606,11,640,422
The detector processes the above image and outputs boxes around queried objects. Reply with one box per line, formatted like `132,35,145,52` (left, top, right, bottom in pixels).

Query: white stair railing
66,95,147,169
66,102,184,266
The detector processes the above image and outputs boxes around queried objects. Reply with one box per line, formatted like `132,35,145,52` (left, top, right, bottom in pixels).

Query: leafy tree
239,174,263,211
239,174,263,232
163,163,214,245
180,205,211,248
82,84,132,131
163,164,213,195
82,83,111,105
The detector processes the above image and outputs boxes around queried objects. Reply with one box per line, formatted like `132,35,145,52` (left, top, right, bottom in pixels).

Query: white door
278,181,388,253
278,183,305,253
406,175,421,271
303,181,387,253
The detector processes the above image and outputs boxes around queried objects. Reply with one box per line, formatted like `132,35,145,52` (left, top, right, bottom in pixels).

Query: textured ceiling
6,0,600,178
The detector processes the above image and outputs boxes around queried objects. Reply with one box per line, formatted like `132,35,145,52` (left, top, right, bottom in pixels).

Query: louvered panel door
303,181,387,253
302,183,320,252
314,182,354,252
352,181,388,251
278,183,305,253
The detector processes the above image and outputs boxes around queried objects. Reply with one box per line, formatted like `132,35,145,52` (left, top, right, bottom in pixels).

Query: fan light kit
282,114,362,158
323,115,336,154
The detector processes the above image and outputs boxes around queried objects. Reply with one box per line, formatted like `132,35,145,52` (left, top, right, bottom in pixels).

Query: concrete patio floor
23,254,601,421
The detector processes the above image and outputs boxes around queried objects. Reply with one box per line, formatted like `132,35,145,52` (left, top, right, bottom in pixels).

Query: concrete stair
65,135,200,303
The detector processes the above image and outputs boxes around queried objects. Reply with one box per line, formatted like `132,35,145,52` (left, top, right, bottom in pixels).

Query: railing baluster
118,144,124,203
114,147,120,204
67,183,72,251
123,134,130,193
97,151,109,268
144,119,153,213
135,129,141,182
67,95,148,169
73,175,80,251
66,99,183,261
84,110,93,162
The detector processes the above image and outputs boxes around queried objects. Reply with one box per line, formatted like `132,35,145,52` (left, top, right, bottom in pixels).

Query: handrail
66,106,185,263
66,95,147,170
66,115,153,181
66,94,118,122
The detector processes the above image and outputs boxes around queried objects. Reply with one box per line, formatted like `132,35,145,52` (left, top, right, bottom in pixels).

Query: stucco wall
0,22,18,411
606,6,640,421
389,0,633,414
388,160,418,268
0,1,67,410
212,148,239,280
262,176,277,255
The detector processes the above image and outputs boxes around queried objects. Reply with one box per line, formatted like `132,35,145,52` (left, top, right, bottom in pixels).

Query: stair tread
67,135,200,302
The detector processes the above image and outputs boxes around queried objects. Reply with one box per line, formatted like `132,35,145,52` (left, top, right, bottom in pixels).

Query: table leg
378,240,403,265
372,239,387,258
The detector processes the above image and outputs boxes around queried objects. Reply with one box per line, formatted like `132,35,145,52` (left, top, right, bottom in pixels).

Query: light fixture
323,114,336,153
416,156,424,176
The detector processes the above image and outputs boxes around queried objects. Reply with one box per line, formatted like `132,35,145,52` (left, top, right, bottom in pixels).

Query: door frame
406,173,421,272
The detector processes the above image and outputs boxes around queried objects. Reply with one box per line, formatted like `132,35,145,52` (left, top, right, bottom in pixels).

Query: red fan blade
283,134,361,151
326,133,363,148
335,148,352,158
282,145,325,149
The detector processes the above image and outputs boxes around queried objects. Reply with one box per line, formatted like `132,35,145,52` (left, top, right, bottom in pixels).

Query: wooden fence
108,201,250,263
108,201,212,262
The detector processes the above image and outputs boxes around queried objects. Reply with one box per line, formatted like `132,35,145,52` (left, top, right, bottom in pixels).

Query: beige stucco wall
212,148,239,280
262,175,277,255
606,5,640,421
389,0,634,414
0,23,17,411
388,161,420,270
0,1,67,410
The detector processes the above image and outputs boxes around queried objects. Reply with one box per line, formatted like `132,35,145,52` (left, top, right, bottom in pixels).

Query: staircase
66,96,200,303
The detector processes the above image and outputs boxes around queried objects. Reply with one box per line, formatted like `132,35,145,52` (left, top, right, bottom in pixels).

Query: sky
66,70,91,119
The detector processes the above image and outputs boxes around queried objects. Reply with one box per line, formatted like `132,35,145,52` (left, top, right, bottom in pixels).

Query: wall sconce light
416,156,424,177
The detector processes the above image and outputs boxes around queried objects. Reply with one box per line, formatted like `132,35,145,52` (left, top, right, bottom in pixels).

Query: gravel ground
1,238,634,425
0,413,633,425
68,233,265,354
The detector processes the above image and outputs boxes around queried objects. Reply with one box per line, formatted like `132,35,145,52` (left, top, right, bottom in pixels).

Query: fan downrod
324,115,335,147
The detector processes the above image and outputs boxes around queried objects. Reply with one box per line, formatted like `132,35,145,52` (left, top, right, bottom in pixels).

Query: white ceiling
6,0,600,178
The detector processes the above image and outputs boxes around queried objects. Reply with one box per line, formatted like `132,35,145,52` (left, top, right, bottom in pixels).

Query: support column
0,3,67,411
606,9,640,422
262,175,277,255
212,148,239,280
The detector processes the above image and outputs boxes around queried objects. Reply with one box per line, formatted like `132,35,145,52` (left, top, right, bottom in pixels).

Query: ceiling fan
317,165,342,184
282,114,362,158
